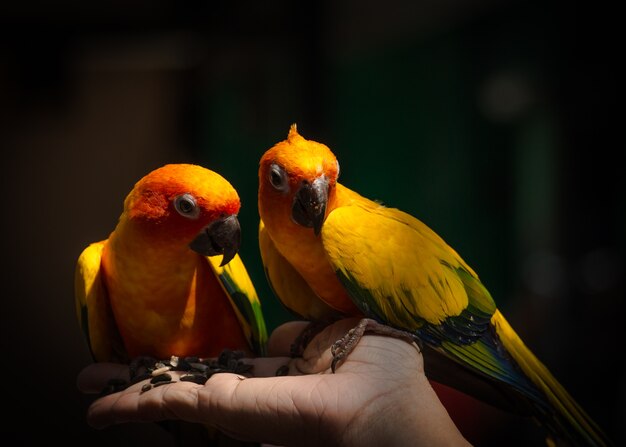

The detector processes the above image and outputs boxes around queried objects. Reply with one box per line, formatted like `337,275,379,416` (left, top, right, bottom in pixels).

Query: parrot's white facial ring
174,193,200,219
269,163,290,194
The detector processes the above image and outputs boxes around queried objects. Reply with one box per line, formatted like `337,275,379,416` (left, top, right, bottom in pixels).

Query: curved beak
189,214,241,266
291,176,329,235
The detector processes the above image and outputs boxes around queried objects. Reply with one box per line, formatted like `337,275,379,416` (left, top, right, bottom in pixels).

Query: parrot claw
290,315,341,358
330,318,420,373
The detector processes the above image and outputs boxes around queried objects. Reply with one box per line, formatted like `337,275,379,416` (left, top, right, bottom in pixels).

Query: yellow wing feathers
74,241,105,329
75,241,125,362
322,195,471,326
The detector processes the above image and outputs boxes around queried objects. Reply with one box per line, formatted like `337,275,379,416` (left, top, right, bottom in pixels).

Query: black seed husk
150,373,172,384
180,374,208,385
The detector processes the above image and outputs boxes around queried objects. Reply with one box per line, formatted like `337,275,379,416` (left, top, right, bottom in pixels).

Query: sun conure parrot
75,163,267,367
257,125,610,447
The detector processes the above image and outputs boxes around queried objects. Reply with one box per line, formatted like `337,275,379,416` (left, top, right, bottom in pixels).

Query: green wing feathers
207,254,268,356
322,196,610,446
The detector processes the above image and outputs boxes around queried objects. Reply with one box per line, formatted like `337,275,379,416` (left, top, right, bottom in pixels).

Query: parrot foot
211,348,254,376
290,315,341,358
330,318,420,373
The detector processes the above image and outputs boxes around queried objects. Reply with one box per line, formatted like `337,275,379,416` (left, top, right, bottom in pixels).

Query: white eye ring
269,163,289,193
336,160,340,178
174,193,200,219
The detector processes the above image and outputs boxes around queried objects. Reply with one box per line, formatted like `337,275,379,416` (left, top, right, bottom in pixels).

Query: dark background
1,1,622,445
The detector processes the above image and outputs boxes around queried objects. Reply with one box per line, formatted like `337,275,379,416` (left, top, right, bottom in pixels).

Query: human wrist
341,375,470,447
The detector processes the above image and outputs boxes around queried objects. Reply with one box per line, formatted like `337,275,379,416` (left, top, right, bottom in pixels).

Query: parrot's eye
269,163,289,193
174,194,200,219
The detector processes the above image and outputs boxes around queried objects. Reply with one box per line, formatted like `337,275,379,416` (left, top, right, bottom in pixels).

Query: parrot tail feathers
492,310,611,447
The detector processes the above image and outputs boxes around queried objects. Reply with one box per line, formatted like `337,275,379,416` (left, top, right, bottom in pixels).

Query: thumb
77,363,130,394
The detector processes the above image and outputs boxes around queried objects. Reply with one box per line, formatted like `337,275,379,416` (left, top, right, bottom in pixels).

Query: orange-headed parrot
75,163,267,367
257,125,610,447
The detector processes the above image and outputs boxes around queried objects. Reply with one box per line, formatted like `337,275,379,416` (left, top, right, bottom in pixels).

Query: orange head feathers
122,163,242,265
259,124,340,236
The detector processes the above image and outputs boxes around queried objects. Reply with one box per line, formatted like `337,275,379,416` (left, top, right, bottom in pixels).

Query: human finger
77,363,130,394
267,320,310,356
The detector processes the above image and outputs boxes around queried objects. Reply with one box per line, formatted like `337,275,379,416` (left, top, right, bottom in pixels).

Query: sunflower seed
180,374,208,385
150,373,172,384
151,366,172,376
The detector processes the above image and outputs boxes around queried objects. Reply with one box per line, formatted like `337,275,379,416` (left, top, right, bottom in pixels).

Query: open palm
79,318,468,447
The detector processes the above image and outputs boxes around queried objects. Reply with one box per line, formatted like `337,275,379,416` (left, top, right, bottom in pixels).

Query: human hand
78,318,470,447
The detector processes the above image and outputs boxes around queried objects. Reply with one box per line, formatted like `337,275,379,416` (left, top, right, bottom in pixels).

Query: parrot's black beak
189,214,241,266
292,176,329,236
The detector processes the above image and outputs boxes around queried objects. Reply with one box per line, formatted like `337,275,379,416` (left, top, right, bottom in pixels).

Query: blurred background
1,1,622,445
